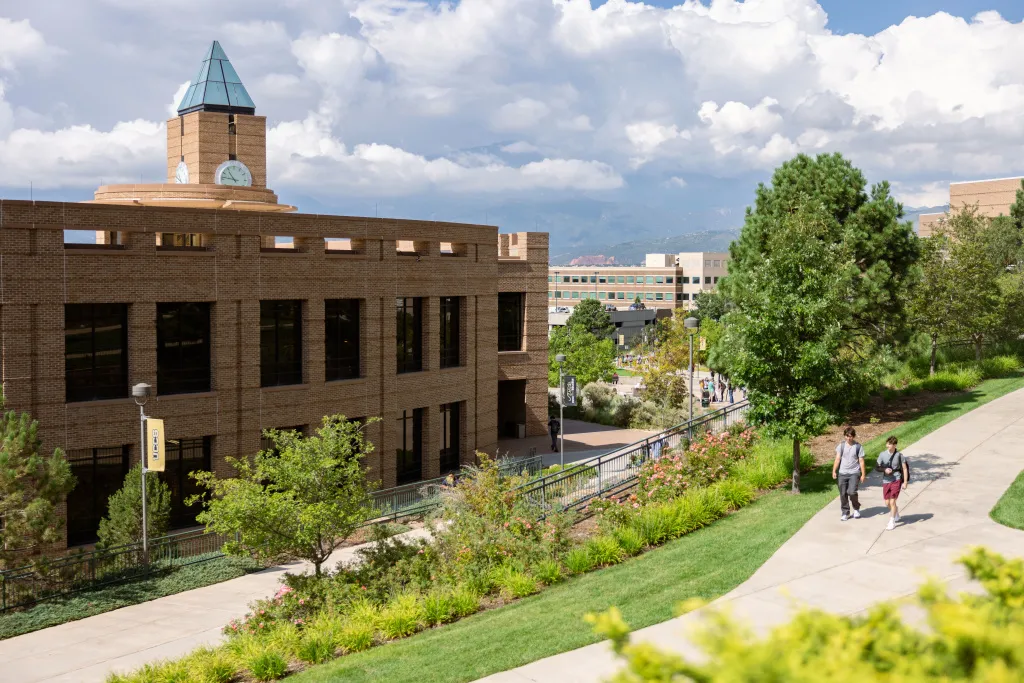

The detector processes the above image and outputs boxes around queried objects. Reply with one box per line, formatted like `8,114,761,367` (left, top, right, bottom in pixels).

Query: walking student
832,427,866,521
878,436,909,531
547,416,560,452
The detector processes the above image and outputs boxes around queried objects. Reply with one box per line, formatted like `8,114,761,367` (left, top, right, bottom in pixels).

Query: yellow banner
146,418,166,472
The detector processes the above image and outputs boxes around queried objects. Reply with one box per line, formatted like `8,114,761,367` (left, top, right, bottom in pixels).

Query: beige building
0,41,549,547
549,252,730,311
919,177,1024,237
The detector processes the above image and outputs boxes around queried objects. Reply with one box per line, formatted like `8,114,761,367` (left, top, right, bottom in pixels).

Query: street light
556,353,566,469
684,317,700,438
132,383,152,554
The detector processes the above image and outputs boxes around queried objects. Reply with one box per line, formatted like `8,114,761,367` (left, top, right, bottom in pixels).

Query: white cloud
667,176,687,188
491,98,551,131
167,81,190,119
223,20,290,47
502,141,539,154
891,180,951,208
0,17,52,71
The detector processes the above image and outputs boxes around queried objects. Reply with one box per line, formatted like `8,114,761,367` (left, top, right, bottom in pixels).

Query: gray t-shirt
877,450,904,484
835,441,864,475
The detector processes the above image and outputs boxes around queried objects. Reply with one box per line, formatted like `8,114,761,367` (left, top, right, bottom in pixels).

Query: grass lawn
0,555,261,640
292,373,1024,683
991,470,1024,530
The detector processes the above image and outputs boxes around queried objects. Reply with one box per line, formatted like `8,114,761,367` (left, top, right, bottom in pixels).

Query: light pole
684,317,700,436
556,353,566,470
132,383,151,554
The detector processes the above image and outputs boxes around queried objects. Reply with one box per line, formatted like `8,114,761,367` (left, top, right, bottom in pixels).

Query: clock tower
168,41,266,188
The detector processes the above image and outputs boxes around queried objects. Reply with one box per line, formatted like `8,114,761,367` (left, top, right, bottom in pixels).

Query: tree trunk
929,335,938,376
791,437,801,494
974,335,983,361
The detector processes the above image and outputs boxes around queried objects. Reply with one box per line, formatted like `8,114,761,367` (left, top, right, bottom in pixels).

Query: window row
550,291,689,302
64,294,499,403
548,274,715,285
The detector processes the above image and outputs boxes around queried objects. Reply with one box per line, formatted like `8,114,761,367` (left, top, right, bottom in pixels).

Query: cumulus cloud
891,180,952,208
4,0,1024,204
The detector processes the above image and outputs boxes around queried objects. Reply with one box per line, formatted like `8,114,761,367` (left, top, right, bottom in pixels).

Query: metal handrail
516,401,749,516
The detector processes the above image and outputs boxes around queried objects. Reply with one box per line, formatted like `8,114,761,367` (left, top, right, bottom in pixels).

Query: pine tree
96,464,172,549
0,402,76,569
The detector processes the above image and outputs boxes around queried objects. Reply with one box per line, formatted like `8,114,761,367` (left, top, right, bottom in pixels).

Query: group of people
832,427,910,531
699,370,739,404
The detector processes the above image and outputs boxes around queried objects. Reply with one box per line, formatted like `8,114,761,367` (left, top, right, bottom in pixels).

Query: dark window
440,297,461,368
157,302,211,395
65,304,129,403
260,425,306,455
260,300,303,387
396,297,423,374
162,437,212,529
704,276,711,284
498,293,525,352
325,299,360,381
692,276,701,284
65,446,130,546
440,402,461,474
396,408,423,485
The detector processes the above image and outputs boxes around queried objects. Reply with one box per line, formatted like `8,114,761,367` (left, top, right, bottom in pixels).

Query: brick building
548,251,730,311
918,177,1024,237
0,41,548,547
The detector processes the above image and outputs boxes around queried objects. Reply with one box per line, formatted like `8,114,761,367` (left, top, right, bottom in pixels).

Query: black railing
0,528,233,612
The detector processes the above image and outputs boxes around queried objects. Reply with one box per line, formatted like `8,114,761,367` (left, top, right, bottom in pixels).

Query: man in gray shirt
832,426,866,521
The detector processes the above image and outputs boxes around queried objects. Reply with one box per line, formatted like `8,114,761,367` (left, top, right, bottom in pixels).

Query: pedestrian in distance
727,381,735,404
877,436,909,531
832,426,866,521
547,416,560,452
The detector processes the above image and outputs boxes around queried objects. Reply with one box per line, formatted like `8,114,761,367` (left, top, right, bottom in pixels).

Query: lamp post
684,317,700,438
132,383,152,554
556,353,566,470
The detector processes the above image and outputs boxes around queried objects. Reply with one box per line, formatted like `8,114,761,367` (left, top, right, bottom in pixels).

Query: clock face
174,161,189,184
215,160,253,187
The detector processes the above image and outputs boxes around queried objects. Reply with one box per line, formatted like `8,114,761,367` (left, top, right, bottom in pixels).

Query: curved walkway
480,388,1024,682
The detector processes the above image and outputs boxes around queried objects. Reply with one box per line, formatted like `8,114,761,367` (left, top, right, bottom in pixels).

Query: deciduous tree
548,325,617,388
565,298,614,339
191,416,376,576
908,228,957,375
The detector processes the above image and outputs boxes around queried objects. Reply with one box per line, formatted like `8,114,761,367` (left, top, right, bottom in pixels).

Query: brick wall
0,199,548,546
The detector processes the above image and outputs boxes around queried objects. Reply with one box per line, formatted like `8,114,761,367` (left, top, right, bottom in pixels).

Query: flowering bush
636,429,755,504
429,454,575,587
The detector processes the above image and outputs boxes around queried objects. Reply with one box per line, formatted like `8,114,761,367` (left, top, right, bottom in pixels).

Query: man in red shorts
877,436,909,530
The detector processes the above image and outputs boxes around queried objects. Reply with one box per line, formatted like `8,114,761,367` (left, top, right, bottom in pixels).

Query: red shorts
883,480,902,500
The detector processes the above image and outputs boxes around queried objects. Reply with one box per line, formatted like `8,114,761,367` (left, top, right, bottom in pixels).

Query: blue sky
2,0,1024,254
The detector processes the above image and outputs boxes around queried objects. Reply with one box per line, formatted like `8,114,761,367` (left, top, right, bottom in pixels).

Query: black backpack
880,451,911,484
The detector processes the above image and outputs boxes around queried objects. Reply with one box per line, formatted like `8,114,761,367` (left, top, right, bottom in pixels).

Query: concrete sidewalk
479,388,1024,682
0,529,431,683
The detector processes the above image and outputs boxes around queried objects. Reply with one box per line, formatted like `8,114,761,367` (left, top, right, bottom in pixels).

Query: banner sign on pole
146,418,166,472
562,375,578,407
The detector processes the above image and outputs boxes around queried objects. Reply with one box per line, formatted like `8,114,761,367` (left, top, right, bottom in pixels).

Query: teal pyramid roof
176,41,256,116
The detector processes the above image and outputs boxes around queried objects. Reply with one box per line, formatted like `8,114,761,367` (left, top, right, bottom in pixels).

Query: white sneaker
894,513,901,523
852,509,861,519
886,519,896,531
841,514,849,522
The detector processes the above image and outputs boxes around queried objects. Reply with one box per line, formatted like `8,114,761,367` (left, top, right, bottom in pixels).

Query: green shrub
378,593,424,639
565,547,596,574
345,597,381,629
421,589,455,626
183,648,235,683
264,623,301,659
979,354,1021,379
629,504,674,546
587,536,626,566
533,559,564,585
337,622,375,653
154,659,190,683
245,648,288,681
591,547,1024,682
612,526,645,556
917,367,983,392
97,464,172,549
713,479,755,510
297,631,337,665
731,439,805,490
449,587,482,618
492,565,540,599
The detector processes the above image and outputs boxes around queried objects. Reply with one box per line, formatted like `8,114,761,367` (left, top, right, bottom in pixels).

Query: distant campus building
548,252,730,312
919,177,1024,237
0,42,548,547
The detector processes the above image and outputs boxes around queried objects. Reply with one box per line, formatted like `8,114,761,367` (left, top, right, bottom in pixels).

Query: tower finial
176,41,255,116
